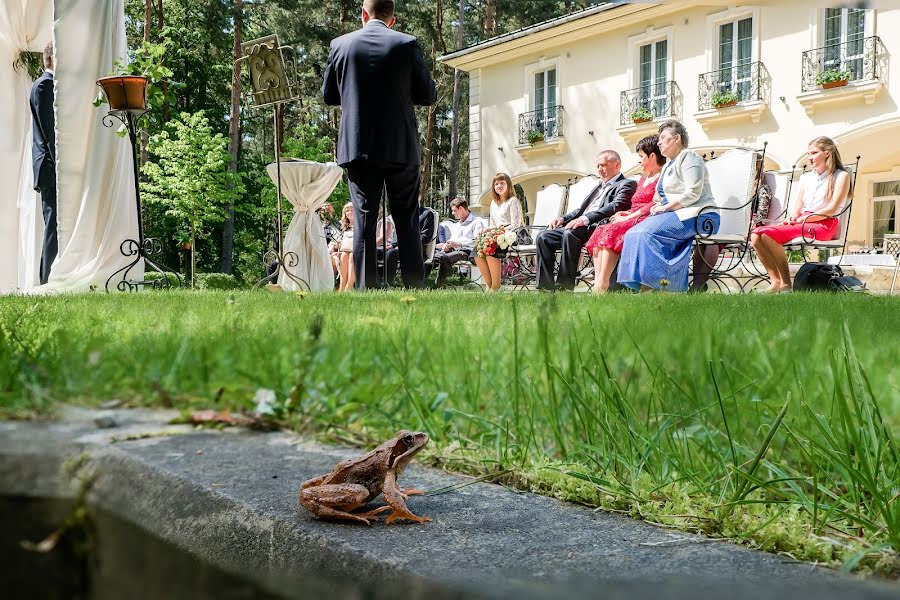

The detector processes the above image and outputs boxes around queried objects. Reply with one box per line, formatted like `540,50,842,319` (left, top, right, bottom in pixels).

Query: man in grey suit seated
535,150,636,291
429,197,484,287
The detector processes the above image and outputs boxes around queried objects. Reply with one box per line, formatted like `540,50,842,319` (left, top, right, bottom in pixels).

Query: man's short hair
363,0,395,20
449,197,468,210
598,150,622,164
42,41,53,69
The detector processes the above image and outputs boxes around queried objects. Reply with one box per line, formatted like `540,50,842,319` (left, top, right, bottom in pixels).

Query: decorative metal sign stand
234,34,308,290
97,76,182,292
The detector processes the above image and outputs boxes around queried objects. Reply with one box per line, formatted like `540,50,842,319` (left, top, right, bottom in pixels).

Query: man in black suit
30,42,57,285
384,204,436,286
322,0,437,290
536,150,636,291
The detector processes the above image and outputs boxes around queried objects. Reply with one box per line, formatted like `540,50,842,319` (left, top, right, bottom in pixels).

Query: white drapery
0,0,136,295
39,0,138,292
0,0,53,293
266,160,343,292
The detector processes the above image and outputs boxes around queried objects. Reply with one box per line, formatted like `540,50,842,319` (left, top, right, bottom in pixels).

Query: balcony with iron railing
797,36,886,114
619,81,678,127
517,105,564,146
801,35,885,92
698,61,769,111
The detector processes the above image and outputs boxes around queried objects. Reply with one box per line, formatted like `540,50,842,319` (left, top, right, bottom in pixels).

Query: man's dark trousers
430,249,470,287
536,226,591,291
347,162,424,290
37,168,58,284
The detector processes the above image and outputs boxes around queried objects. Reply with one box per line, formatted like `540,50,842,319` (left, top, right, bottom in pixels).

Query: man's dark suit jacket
30,71,56,190
322,20,436,167
561,173,636,229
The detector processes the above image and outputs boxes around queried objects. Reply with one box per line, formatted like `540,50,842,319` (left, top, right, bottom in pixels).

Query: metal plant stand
103,108,182,292
234,34,307,291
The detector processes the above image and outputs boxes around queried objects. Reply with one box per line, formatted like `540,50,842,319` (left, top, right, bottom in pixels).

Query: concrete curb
1,409,898,599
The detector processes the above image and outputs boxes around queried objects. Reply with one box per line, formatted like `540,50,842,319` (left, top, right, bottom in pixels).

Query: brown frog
299,430,432,525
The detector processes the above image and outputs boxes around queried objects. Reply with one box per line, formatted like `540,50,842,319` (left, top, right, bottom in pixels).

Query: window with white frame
872,180,900,249
532,67,558,137
717,16,753,101
822,7,869,81
637,39,668,118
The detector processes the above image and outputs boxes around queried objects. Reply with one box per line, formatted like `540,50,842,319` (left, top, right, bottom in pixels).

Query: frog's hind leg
299,483,374,525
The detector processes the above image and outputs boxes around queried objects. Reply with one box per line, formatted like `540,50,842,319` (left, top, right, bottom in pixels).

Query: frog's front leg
299,483,375,525
382,471,432,525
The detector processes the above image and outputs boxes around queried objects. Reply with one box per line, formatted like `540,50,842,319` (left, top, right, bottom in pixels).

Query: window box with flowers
816,68,853,90
631,106,654,124
711,90,740,109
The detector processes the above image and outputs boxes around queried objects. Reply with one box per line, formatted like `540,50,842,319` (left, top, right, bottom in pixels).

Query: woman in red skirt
751,136,851,292
585,135,665,293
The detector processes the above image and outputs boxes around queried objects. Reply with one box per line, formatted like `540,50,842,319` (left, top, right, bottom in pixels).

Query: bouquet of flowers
476,225,519,257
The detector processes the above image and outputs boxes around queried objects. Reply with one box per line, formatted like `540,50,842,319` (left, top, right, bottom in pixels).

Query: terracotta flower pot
96,76,148,112
713,100,738,109
632,117,651,124
822,79,849,90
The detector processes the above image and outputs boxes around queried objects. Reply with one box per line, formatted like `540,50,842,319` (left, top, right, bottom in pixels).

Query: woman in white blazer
617,120,719,292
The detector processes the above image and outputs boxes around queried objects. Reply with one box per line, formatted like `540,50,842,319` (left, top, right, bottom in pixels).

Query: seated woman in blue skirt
618,119,720,292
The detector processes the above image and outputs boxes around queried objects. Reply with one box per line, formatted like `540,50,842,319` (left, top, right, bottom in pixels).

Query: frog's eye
403,434,414,445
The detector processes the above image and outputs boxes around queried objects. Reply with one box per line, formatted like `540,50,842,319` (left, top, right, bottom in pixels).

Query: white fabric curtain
267,160,343,292
39,0,138,292
0,0,53,293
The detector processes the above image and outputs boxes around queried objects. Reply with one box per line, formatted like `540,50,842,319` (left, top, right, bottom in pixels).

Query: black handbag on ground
793,262,866,292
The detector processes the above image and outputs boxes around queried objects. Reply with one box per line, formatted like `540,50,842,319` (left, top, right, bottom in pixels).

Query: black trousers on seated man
536,226,591,290
429,249,471,287
347,162,424,290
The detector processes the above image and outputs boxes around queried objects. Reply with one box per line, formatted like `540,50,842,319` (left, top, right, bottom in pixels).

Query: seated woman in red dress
585,135,665,293
751,136,851,292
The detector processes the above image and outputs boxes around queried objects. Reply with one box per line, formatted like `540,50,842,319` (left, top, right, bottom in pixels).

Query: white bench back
532,184,567,237
763,171,791,223
565,176,600,215
705,149,758,237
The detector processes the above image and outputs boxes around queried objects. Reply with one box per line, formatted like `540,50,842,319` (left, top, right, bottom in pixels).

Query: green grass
2,290,900,574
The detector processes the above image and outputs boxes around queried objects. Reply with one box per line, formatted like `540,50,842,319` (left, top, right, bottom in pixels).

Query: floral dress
584,175,657,255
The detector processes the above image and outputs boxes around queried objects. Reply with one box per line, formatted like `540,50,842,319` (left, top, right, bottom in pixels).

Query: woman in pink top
751,136,851,292
585,135,665,293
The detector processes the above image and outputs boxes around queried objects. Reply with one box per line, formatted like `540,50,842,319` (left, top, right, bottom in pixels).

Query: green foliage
193,273,243,290
711,89,740,107
13,51,44,80
816,68,853,85
526,129,545,145
142,111,244,278
631,106,653,121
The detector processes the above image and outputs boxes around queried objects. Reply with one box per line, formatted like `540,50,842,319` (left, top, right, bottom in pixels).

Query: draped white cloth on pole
266,160,343,292
0,0,53,293
39,0,138,292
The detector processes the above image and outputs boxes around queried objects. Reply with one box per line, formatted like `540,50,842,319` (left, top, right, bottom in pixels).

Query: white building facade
441,1,900,252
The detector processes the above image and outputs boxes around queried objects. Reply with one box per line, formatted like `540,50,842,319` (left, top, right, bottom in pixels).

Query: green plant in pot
816,67,853,88
526,129,545,145
711,90,740,108
93,41,175,136
631,106,653,123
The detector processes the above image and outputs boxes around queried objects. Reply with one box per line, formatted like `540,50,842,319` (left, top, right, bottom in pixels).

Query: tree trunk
419,103,437,204
221,0,243,274
158,0,170,123
448,0,464,201
191,223,196,288
140,0,152,166
483,0,496,38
